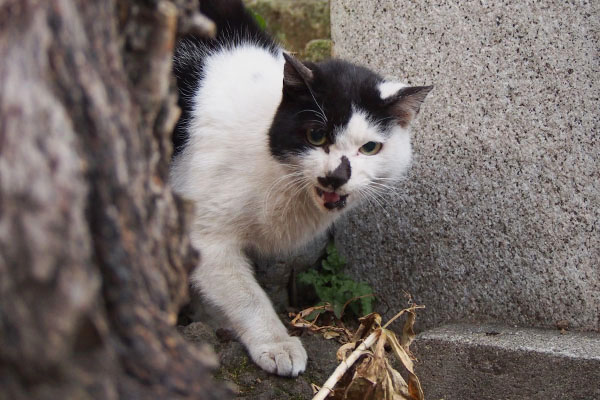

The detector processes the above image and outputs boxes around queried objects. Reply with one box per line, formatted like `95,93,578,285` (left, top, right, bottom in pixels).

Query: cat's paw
248,336,307,377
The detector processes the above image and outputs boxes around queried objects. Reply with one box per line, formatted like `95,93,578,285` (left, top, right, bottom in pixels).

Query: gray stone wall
331,1,599,331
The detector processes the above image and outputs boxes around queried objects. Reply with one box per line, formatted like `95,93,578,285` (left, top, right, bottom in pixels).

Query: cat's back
172,0,282,154
190,42,284,138
170,40,284,198
169,41,288,220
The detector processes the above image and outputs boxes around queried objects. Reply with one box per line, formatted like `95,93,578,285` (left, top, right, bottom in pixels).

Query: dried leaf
340,376,376,400
336,342,357,362
400,310,416,355
311,383,321,395
384,330,415,371
351,313,382,342
293,303,334,321
384,330,424,400
337,353,379,400
386,360,413,400
289,304,353,343
305,301,425,400
324,330,341,340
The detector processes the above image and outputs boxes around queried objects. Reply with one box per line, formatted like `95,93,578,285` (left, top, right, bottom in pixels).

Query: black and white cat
170,0,431,377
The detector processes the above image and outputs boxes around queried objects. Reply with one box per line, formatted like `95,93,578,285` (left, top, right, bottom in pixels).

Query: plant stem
382,305,425,329
312,329,382,400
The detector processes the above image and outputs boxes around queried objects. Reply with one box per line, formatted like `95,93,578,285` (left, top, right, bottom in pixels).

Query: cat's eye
359,141,382,155
306,128,327,146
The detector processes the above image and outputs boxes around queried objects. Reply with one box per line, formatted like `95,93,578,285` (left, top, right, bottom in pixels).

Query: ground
180,321,342,399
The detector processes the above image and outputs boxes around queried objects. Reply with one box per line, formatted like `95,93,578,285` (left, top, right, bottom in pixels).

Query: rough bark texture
0,0,228,398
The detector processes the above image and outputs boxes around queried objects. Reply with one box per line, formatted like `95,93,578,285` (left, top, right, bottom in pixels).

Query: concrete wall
331,1,599,331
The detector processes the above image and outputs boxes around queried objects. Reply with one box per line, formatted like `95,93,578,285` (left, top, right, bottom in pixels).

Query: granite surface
331,1,599,331
412,323,600,400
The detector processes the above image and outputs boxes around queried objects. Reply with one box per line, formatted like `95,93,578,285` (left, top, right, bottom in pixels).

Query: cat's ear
384,85,433,128
282,52,314,91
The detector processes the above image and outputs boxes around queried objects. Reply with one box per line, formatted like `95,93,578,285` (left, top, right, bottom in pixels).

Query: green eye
306,128,327,146
359,141,382,155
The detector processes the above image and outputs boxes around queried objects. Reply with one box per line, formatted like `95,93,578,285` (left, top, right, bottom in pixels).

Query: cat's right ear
384,85,433,128
282,52,314,92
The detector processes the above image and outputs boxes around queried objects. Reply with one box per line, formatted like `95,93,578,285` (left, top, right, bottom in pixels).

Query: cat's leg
191,240,307,377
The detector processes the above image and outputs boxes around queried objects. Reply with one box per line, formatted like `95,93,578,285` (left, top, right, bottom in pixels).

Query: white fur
378,81,407,99
170,43,413,376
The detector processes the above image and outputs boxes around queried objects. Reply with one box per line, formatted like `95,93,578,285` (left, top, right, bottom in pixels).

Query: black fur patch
269,59,396,161
269,59,432,162
318,156,351,189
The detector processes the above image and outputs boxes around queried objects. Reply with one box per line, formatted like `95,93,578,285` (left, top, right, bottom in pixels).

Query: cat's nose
318,156,351,190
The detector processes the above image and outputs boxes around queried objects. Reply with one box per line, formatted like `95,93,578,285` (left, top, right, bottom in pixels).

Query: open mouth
315,187,349,210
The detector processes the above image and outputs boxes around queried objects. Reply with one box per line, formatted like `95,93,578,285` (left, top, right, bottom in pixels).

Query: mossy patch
304,39,333,62
244,0,331,58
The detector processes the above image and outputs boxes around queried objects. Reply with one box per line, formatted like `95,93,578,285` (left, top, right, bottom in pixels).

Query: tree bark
0,0,227,398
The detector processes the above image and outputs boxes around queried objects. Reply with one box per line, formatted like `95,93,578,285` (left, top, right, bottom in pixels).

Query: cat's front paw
248,336,307,377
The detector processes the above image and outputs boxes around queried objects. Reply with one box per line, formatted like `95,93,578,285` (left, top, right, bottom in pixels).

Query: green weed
298,242,374,319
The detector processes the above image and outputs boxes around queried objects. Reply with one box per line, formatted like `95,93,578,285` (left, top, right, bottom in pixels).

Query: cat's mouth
315,187,348,210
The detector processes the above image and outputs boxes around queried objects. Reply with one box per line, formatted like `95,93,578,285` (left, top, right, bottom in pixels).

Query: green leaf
297,270,318,285
337,279,354,293
361,296,374,315
322,259,333,272
333,302,344,319
349,301,361,317
248,9,267,31
326,241,336,256
297,242,375,319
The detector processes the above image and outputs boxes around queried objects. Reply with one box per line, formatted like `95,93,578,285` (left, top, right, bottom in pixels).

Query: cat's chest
248,198,333,255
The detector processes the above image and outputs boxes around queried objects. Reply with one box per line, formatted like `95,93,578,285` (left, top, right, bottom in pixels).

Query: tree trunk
0,0,228,398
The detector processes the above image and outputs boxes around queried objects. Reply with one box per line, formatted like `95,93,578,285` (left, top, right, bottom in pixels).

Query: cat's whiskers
264,168,315,226
262,170,305,220
371,115,396,128
362,186,389,211
365,183,398,210
263,171,302,203
371,176,411,206
280,176,313,221
364,176,402,195
265,176,303,216
355,187,390,218
372,191,396,211
303,86,328,125
295,109,327,125
372,176,405,183
368,180,399,190
356,185,392,218
368,182,400,197
306,119,327,127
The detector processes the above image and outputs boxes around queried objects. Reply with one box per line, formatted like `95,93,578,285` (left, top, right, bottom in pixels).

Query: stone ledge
413,323,600,400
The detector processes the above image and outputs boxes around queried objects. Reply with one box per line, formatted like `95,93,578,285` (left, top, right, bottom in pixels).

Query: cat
170,0,432,377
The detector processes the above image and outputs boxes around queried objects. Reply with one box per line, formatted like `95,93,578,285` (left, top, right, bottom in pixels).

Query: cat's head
269,53,432,213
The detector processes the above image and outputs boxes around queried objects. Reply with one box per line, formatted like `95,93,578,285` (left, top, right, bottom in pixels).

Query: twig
312,329,382,400
382,305,425,329
339,293,375,318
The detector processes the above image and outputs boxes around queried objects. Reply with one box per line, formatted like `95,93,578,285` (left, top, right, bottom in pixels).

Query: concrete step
412,323,600,400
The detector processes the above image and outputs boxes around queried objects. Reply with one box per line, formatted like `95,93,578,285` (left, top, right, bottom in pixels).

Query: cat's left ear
282,52,314,91
384,85,433,128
